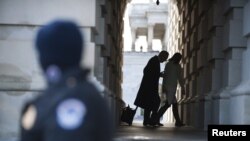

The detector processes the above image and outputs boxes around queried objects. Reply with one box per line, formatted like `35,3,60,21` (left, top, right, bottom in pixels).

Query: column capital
131,29,137,52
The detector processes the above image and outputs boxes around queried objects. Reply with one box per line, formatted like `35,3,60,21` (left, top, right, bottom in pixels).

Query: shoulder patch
21,105,37,130
56,99,86,130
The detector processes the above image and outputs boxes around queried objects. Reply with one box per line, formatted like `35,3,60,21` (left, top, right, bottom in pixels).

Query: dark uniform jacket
20,68,113,141
134,55,161,111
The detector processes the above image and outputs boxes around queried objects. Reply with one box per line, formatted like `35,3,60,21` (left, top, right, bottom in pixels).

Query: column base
230,81,250,124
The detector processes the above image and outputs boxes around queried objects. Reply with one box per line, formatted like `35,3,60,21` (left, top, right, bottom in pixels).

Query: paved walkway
0,137,18,141
114,123,207,141
0,123,207,141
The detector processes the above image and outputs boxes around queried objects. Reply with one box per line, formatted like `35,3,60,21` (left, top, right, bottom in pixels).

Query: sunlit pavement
114,123,207,141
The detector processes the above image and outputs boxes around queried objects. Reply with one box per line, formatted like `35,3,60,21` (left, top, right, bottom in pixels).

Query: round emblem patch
56,99,86,130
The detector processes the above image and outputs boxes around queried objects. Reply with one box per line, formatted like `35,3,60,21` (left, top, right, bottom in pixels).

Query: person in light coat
154,53,185,127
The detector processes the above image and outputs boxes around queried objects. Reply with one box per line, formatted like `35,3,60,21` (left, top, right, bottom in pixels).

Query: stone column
162,25,168,51
213,0,247,125
161,40,167,51
147,24,154,52
94,0,105,84
229,0,250,124
161,24,168,51
131,28,136,52
242,1,250,81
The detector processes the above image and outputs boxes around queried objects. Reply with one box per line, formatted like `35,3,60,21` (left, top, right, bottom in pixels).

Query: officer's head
35,20,83,71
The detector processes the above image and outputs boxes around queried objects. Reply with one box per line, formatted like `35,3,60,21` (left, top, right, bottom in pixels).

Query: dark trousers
143,109,157,125
156,101,182,124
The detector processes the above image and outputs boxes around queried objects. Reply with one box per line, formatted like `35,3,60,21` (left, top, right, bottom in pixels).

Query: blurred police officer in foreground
20,20,114,141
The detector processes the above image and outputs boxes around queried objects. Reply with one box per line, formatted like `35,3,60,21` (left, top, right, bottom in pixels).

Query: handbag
120,105,138,126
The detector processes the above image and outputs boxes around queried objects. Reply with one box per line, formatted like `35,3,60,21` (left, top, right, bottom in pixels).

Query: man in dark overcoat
134,51,168,126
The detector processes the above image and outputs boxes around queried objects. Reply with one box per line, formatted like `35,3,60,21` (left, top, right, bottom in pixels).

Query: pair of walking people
134,51,185,127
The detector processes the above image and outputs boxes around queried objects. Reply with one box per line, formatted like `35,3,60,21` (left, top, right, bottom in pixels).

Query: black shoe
148,122,157,127
175,122,185,127
156,122,164,126
145,120,157,127
143,121,149,126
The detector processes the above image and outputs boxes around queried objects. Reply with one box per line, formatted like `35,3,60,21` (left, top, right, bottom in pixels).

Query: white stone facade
128,3,168,51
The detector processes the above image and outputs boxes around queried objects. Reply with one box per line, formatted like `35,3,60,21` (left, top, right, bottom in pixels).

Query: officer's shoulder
77,80,101,95
21,91,45,113
33,89,55,106
75,80,107,105
21,89,55,120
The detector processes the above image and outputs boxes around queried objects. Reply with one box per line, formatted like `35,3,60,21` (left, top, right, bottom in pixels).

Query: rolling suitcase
120,105,138,126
